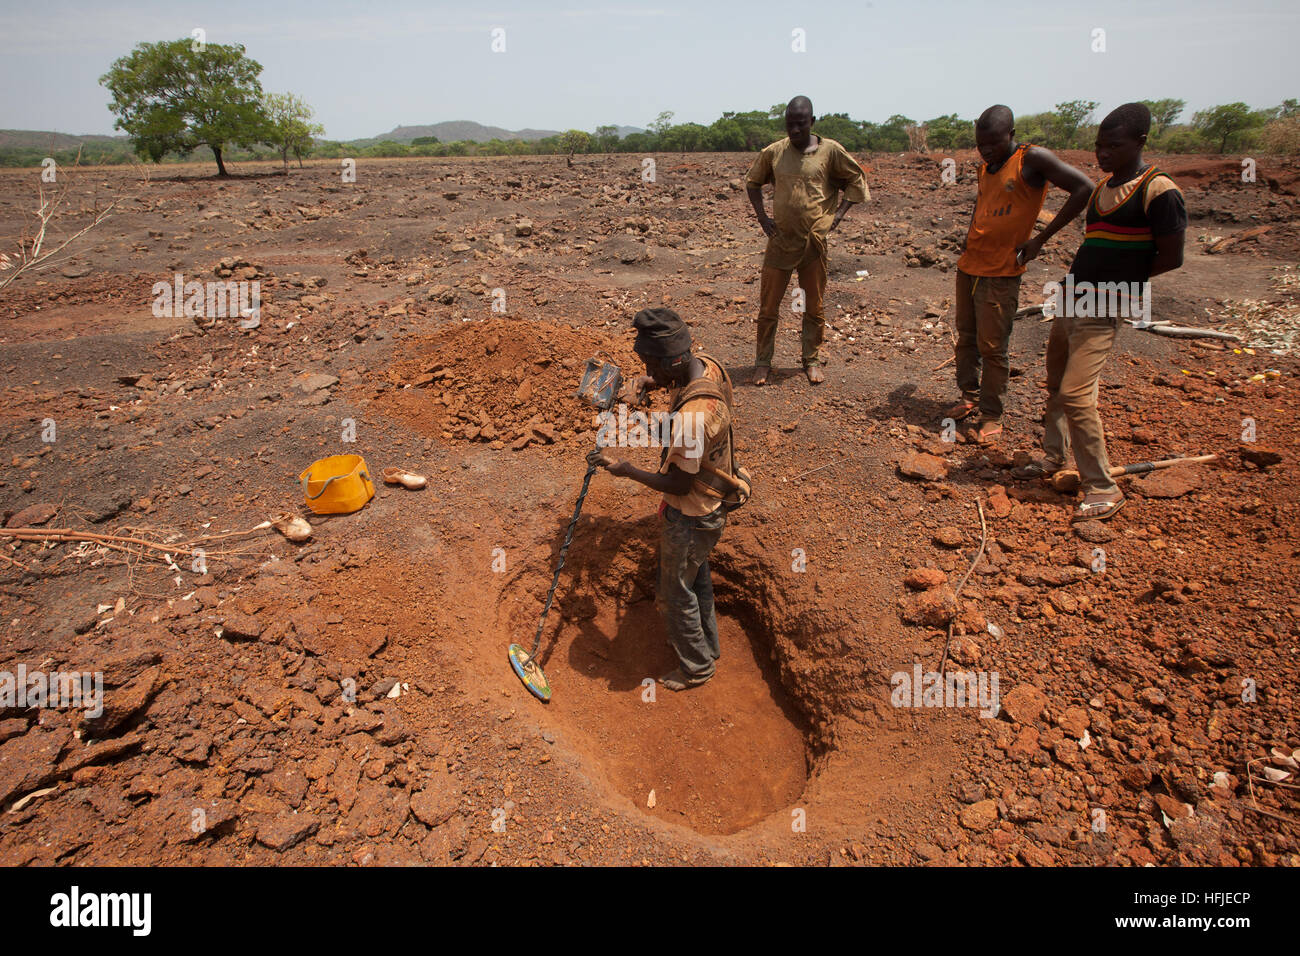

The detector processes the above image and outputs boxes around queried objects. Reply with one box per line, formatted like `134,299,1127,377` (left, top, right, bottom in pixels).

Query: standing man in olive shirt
746,96,869,385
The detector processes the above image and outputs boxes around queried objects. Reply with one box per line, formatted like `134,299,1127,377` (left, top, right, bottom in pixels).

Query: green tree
263,92,324,170
706,118,745,151
814,112,864,149
100,38,270,176
1054,100,1099,147
662,122,706,153
559,129,590,166
1192,102,1267,152
593,124,619,152
411,135,440,146
649,111,675,136
1140,98,1185,137
618,131,654,153
923,114,975,151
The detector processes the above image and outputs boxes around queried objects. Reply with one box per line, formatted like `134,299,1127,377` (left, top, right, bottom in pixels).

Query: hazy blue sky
2,0,1296,139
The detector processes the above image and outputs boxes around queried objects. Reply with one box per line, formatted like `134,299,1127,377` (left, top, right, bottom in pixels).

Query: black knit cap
632,307,692,358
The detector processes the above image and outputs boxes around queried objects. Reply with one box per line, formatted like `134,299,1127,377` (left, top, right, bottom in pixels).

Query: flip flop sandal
973,421,1002,445
659,668,713,691
753,366,770,386
1073,495,1126,522
1011,457,1064,480
945,398,979,421
381,467,428,490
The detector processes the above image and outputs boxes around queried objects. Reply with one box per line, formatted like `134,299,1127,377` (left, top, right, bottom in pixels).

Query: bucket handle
302,468,371,501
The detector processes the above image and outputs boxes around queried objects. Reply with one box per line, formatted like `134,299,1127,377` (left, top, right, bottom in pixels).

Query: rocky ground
0,149,1296,866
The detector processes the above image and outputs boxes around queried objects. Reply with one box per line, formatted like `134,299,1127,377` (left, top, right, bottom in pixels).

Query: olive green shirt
745,135,869,270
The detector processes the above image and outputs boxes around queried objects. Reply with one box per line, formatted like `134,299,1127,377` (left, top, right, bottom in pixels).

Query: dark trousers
954,269,1021,421
657,504,726,679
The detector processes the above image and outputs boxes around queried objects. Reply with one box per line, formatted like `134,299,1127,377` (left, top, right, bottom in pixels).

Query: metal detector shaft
527,459,599,660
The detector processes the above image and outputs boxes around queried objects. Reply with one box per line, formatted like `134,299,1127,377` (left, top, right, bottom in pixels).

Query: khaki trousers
757,243,827,368
1043,314,1120,496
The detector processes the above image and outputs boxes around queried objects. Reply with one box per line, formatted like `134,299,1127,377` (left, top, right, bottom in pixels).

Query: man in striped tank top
1013,103,1187,522
949,106,1093,445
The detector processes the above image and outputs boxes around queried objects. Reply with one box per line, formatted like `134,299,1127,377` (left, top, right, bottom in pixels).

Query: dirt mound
366,318,640,449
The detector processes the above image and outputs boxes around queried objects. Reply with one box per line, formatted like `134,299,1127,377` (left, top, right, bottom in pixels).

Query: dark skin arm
829,196,856,231
1016,147,1094,263
591,452,694,496
1149,230,1185,278
747,185,776,237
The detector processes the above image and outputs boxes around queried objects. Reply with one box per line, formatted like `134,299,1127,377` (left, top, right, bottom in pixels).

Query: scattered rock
409,771,463,827
958,799,998,831
1239,445,1282,470
1135,469,1201,498
898,586,958,627
255,813,320,851
82,666,162,737
903,568,947,590
297,373,339,394
932,527,963,549
4,502,58,528
1073,520,1115,543
1001,684,1048,724
899,451,949,481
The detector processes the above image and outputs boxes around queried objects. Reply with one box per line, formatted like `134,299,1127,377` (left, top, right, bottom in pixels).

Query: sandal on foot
1011,455,1064,480
381,467,427,490
804,364,824,385
971,420,1002,445
1073,494,1126,522
660,668,713,691
753,366,770,386
945,398,979,421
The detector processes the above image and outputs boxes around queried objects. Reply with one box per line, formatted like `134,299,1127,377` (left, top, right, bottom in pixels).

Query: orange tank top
957,144,1049,278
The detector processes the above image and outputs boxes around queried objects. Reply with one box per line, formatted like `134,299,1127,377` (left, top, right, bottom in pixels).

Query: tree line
2,37,1295,170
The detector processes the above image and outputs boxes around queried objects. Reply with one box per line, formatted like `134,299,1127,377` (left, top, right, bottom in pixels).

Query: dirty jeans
1043,313,1120,496
954,269,1021,421
658,504,727,680
757,243,828,368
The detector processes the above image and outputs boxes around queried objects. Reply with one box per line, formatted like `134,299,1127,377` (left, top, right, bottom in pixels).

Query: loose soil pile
368,318,640,449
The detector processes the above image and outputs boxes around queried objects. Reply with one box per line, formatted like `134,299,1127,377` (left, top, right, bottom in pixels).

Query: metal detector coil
508,643,551,702
507,358,624,702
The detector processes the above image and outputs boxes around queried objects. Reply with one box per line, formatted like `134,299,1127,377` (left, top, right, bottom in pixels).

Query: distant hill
0,130,127,149
369,121,645,144
378,122,560,143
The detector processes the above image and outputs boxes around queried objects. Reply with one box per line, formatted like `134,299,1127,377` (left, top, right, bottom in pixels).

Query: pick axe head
575,359,622,412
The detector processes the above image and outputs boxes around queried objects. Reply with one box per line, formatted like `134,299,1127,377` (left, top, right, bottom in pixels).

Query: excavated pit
495,513,830,836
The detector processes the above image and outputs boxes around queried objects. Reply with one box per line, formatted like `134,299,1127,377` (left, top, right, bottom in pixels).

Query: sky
1,0,1297,140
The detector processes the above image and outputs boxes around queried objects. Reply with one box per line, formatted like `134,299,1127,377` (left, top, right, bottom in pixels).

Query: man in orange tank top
949,105,1093,444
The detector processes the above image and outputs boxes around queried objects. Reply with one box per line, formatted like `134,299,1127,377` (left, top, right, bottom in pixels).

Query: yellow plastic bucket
298,454,375,515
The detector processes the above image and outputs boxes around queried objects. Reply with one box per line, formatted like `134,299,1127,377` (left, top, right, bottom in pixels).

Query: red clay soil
0,150,1296,867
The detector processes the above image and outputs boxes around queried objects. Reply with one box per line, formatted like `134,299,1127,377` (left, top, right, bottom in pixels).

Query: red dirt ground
0,149,1296,866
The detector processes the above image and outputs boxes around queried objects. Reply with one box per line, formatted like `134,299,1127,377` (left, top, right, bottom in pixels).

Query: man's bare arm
1149,230,1185,278
747,185,776,237
1018,147,1094,263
